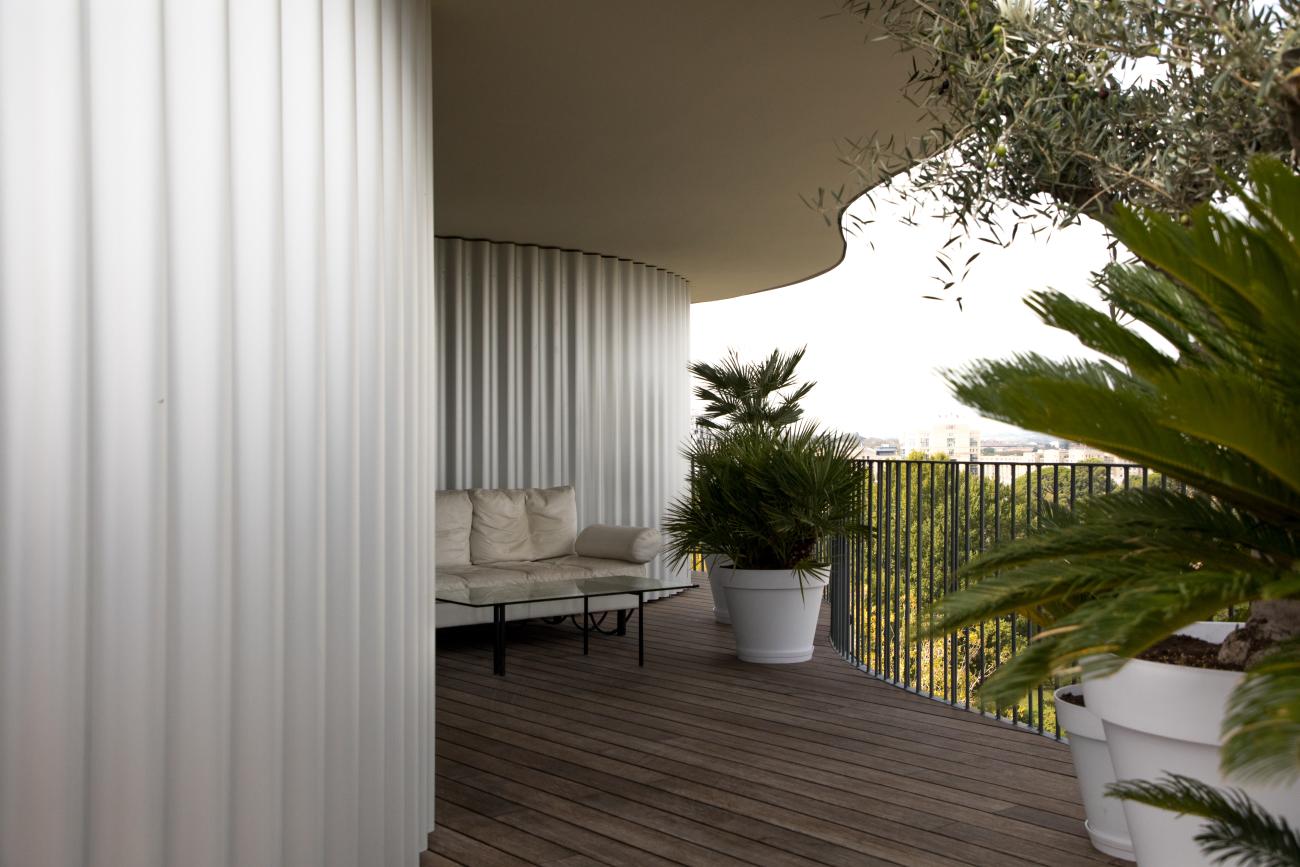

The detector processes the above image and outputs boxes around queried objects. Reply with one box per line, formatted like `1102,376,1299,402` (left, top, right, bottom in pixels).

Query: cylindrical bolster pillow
574,524,662,564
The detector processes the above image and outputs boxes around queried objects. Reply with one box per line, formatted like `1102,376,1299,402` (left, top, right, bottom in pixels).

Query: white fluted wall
0,2,435,866
436,239,691,577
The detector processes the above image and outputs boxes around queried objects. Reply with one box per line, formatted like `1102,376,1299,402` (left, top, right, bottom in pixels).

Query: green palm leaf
1223,636,1300,784
1109,774,1300,867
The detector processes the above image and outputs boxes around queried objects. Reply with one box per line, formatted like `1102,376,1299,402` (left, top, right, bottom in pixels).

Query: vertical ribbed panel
437,239,691,577
0,2,435,866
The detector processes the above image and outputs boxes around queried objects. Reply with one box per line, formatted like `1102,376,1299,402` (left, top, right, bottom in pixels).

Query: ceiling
431,1,921,301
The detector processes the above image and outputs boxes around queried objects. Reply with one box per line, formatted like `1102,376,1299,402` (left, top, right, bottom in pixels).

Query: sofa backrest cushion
436,489,474,568
469,488,533,563
525,485,578,559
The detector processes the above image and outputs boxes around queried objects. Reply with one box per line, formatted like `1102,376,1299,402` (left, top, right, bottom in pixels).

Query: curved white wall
0,2,435,866
436,239,691,576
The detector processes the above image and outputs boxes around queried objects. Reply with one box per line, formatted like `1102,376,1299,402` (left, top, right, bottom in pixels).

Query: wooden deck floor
425,578,1122,867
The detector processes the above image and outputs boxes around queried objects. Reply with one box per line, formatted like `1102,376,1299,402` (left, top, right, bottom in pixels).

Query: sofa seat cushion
435,572,469,593
488,560,593,583
550,555,648,579
438,563,541,589
469,488,533,563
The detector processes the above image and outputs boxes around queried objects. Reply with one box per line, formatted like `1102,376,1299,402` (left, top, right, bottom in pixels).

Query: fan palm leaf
690,347,815,431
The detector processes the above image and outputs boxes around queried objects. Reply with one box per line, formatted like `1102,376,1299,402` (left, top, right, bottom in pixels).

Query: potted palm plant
929,159,1300,865
688,347,815,624
665,407,866,663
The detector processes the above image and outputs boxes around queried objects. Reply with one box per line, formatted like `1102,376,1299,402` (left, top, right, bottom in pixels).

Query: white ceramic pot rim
714,566,829,591
1054,685,1105,742
1083,621,1243,745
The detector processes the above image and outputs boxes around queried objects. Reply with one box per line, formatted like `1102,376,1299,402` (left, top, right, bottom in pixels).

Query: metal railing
828,457,1174,738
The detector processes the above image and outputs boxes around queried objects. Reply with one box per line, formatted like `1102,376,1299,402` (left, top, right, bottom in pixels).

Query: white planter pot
1084,621,1300,867
1054,685,1135,861
716,567,828,663
704,554,731,624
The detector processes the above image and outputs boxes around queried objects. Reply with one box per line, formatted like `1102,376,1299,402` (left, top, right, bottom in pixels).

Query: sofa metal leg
582,596,589,655
493,604,506,676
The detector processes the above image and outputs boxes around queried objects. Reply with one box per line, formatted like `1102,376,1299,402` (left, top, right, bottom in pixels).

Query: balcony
426,571,1121,866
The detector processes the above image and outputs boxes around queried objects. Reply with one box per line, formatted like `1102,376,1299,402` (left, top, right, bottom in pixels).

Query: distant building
903,420,982,462
852,436,900,460
1036,442,1117,464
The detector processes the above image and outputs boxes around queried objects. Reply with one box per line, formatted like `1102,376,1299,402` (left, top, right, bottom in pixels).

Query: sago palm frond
954,490,1300,580
950,355,1300,522
1109,774,1300,867
951,569,1300,707
1223,636,1300,785
935,157,1300,784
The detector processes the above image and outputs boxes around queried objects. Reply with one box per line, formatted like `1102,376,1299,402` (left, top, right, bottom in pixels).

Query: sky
689,189,1117,440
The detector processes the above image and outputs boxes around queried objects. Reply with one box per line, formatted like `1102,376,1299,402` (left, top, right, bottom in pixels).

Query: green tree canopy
827,0,1299,238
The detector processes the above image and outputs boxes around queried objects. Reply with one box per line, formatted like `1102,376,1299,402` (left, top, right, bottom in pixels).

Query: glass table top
435,574,697,608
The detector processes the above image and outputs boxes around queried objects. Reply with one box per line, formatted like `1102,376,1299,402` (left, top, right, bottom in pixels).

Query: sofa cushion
526,485,578,560
435,490,474,567
574,524,661,564
550,555,648,579
434,571,469,593
440,564,535,589
490,560,591,583
469,488,533,563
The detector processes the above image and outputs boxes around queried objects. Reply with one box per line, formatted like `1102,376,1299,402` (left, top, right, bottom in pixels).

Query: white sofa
436,485,663,628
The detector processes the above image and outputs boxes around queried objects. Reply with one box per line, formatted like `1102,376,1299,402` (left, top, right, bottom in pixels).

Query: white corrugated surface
436,239,692,578
0,2,435,865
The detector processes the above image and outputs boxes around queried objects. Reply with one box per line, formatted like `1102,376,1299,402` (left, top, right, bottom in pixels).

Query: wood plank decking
425,577,1122,867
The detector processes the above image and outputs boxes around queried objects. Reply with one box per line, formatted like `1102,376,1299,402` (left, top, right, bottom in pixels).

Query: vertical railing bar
927,462,936,696
904,461,912,688
962,461,971,710
977,462,986,715
1035,464,1045,734
949,462,959,705
1009,463,1018,726
894,460,902,682
993,462,1003,721
878,461,886,673
883,462,892,678
915,461,924,694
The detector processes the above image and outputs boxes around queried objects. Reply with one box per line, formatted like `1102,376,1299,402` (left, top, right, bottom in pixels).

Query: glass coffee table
437,575,698,675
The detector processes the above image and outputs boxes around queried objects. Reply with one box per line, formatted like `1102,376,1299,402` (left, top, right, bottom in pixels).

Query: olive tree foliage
824,0,1300,248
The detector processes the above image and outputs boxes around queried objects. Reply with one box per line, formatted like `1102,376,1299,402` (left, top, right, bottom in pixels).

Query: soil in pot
1058,690,1086,708
1135,635,1243,671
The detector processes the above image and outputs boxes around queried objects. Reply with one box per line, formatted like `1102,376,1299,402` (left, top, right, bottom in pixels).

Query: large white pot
716,567,828,663
1084,622,1300,866
1054,685,1135,861
704,554,731,624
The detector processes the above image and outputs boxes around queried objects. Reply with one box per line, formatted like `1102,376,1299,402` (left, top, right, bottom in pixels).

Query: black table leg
493,604,506,676
638,592,645,666
616,609,627,636
583,595,589,655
